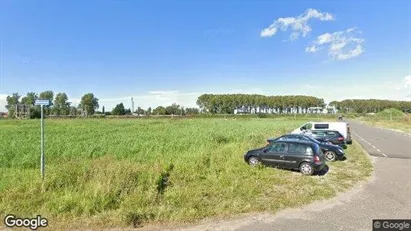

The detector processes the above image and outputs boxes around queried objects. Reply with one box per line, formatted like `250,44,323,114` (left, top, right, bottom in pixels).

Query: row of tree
109,102,200,116
4,91,200,118
196,94,326,114
5,91,99,118
329,99,411,113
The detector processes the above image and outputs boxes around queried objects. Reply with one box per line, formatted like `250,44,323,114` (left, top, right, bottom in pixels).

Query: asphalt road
137,120,411,231
348,120,411,159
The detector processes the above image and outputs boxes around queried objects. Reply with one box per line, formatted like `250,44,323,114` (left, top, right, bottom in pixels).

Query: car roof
267,134,311,140
271,139,315,145
312,130,342,133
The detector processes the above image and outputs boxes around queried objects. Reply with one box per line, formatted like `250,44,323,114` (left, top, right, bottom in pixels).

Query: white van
290,121,352,144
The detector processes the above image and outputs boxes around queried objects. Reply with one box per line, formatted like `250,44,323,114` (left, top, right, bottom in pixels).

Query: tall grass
356,111,411,134
0,118,372,229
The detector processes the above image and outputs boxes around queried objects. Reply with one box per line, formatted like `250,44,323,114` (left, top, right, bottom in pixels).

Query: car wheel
324,151,336,162
299,162,314,175
248,156,260,167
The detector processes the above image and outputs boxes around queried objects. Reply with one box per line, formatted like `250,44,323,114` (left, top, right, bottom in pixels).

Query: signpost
34,99,50,179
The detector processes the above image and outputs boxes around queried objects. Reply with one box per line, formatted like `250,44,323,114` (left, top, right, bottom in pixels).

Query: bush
377,108,406,118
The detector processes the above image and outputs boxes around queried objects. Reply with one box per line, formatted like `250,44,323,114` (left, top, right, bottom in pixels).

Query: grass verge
356,116,411,134
0,118,373,230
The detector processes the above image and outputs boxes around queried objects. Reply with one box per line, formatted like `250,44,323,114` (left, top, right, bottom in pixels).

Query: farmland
0,118,373,229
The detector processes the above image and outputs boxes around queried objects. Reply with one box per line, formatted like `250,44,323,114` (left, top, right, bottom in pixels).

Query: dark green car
244,140,327,175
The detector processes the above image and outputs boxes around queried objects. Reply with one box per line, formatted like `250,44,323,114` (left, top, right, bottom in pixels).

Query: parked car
244,140,326,175
307,130,347,148
290,121,352,144
266,134,345,161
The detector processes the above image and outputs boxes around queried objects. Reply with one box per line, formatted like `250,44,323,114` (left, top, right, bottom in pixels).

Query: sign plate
35,99,50,106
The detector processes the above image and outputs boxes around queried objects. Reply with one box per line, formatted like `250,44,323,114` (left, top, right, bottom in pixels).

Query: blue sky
0,0,410,111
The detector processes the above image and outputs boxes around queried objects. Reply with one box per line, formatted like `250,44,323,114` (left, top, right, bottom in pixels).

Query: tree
79,93,99,116
21,92,38,105
112,103,126,115
6,93,21,117
165,103,181,115
185,107,200,114
102,106,105,114
147,107,152,115
69,106,77,116
53,92,70,115
153,106,166,115
39,91,54,115
6,93,20,109
136,107,145,115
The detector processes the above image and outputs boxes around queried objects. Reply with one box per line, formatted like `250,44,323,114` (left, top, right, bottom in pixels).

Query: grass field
0,118,373,229
356,114,411,134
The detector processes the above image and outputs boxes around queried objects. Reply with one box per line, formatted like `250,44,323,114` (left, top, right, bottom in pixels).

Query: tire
324,151,336,162
299,162,314,175
248,156,260,167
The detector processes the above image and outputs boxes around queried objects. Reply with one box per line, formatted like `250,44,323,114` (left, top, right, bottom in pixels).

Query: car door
261,142,288,167
283,143,305,169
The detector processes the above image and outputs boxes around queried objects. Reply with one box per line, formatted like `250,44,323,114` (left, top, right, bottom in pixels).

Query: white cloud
306,27,365,60
260,8,335,40
404,75,411,88
0,94,8,112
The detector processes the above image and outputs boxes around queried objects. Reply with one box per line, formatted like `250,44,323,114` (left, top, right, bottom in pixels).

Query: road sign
35,100,50,106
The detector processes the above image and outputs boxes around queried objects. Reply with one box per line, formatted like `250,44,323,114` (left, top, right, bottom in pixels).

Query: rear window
314,124,329,129
312,131,326,136
326,131,342,136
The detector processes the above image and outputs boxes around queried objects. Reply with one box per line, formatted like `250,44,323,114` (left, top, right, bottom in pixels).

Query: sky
0,0,410,112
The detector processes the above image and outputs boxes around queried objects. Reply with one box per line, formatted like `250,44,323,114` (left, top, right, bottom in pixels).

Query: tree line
196,94,327,114
3,92,410,119
329,99,411,113
109,102,200,116
5,91,99,118
3,91,200,118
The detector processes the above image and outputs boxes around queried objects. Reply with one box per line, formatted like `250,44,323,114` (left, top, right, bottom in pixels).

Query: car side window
314,124,329,129
326,131,337,136
288,143,306,154
313,131,325,136
268,143,287,153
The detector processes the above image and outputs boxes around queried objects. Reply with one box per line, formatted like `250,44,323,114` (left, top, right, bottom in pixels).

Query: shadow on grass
313,164,329,176
269,164,329,176
339,156,347,161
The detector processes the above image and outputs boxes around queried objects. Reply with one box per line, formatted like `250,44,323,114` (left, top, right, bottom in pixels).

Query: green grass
356,113,411,134
0,118,373,230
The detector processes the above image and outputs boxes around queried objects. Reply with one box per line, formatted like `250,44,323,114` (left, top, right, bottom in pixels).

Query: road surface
139,120,411,231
